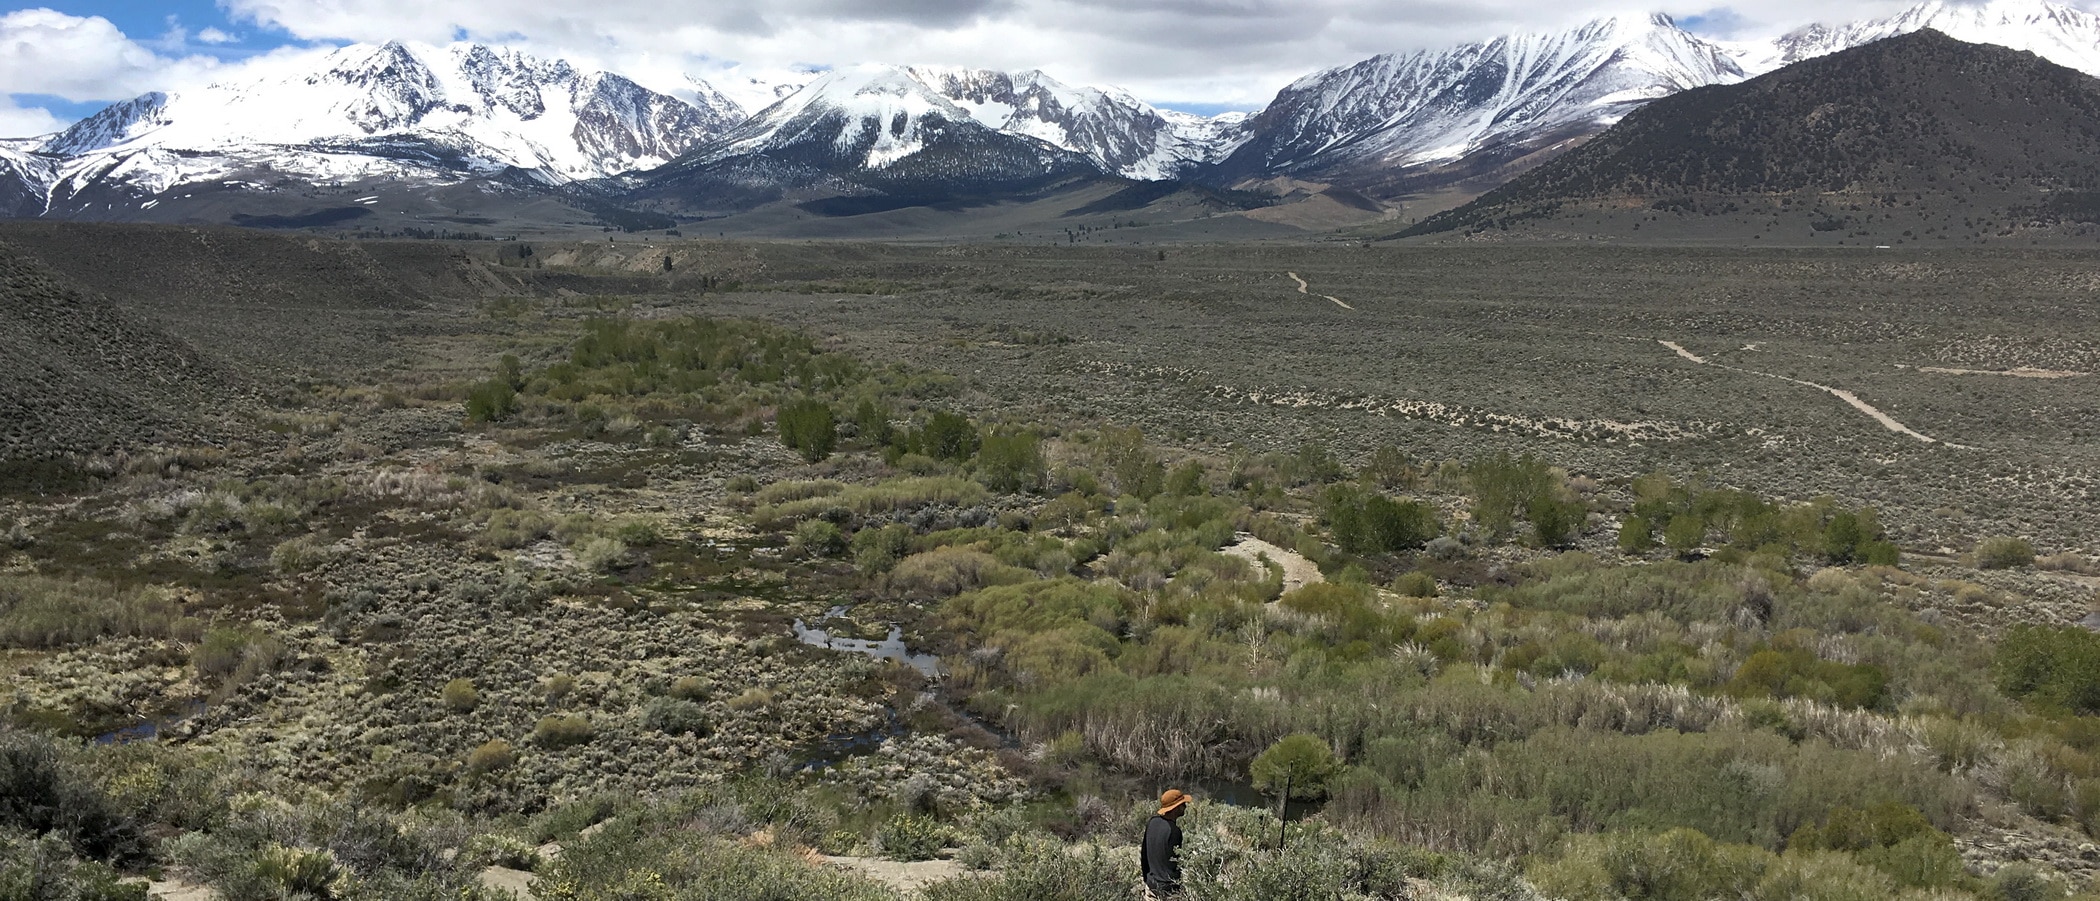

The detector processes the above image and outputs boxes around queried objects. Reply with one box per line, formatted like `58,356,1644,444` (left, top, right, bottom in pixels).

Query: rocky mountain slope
1733,0,2100,75
11,1,2100,223
622,66,1105,215
1212,14,1747,195
1398,31,2100,241
19,41,743,216
905,67,1246,179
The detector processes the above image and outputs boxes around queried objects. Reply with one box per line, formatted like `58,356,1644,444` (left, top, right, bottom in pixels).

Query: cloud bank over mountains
0,0,2079,134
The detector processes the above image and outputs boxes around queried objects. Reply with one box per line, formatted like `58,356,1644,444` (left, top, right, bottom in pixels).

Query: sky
0,0,2049,137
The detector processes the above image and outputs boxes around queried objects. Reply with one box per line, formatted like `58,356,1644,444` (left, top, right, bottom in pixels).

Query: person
1142,788,1191,898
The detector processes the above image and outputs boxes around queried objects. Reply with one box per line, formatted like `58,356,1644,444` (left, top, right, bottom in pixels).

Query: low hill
0,240,233,461
0,222,502,370
1396,30,2100,243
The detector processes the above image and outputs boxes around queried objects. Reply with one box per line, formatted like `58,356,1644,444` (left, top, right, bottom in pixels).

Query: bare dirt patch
820,855,966,896
1223,533,1324,595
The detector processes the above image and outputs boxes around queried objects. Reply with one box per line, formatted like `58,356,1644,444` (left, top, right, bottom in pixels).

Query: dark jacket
1141,814,1183,895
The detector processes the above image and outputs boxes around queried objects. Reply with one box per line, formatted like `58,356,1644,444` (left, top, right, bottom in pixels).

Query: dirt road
1285,272,1355,310
1658,339,1949,445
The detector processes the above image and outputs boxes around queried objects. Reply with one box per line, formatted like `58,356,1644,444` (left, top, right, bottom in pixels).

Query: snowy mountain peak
1739,0,2100,75
1227,12,1745,183
40,92,173,157
898,66,1243,179
705,65,981,170
28,39,743,210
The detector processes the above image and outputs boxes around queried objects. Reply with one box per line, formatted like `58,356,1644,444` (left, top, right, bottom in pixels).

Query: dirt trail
1914,366,2089,379
125,878,216,900
1223,533,1325,595
480,867,537,899
821,856,965,896
1285,272,1355,310
1658,339,1952,446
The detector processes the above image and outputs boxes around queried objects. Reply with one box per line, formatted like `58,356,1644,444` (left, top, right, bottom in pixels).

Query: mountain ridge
1396,30,2100,242
11,1,2100,226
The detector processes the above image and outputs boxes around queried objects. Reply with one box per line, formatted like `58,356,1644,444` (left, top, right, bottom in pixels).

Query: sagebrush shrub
534,715,594,748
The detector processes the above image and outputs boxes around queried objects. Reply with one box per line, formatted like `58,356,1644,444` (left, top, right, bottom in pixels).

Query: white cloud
216,0,2042,107
0,95,66,137
3,0,2086,116
0,8,226,101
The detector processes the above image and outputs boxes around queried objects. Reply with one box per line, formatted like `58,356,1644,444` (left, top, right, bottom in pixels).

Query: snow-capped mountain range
8,0,2100,219
1214,13,1747,186
1731,0,2100,74
30,41,745,215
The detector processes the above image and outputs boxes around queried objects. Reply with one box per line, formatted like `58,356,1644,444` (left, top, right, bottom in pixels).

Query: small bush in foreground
876,814,953,862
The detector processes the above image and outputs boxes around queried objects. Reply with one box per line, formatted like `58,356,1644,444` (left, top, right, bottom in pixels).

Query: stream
792,607,943,678
93,701,206,745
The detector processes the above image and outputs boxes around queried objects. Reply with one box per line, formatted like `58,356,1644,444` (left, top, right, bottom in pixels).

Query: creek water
93,701,206,745
791,607,942,678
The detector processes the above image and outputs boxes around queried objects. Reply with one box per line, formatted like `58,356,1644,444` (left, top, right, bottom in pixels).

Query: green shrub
465,378,518,423
533,814,894,901
1252,733,1344,801
0,575,174,649
1997,625,2100,714
1618,515,1655,554
1987,863,2057,901
918,411,980,463
574,536,629,573
755,477,987,529
669,676,712,701
727,688,774,712
534,715,594,748
0,832,146,901
269,535,330,575
1529,828,1769,901
465,740,517,776
642,697,711,736
753,480,845,506
192,627,288,688
1752,850,1894,901
977,432,1046,493
1322,485,1438,553
1664,514,1707,555
1391,571,1439,598
468,833,541,871
1976,537,2036,570
888,548,1031,598
441,678,479,713
0,732,145,865
484,509,558,548
793,520,846,558
1726,646,1889,709
876,814,953,862
253,843,349,898
852,524,916,575
778,398,837,463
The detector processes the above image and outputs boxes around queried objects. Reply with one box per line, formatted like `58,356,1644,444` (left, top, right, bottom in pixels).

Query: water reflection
792,608,942,678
